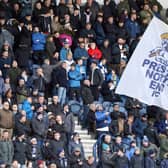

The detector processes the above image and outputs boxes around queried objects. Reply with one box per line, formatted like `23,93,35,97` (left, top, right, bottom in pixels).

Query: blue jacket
60,47,69,61
95,111,111,129
76,64,86,80
133,118,147,138
22,100,33,120
73,47,88,60
126,147,135,160
32,32,46,51
68,69,83,88
125,19,140,39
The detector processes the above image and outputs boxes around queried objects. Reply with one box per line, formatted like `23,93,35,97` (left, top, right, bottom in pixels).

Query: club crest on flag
142,32,168,97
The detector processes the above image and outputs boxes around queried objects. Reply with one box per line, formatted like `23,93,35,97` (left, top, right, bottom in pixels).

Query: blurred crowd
0,0,167,167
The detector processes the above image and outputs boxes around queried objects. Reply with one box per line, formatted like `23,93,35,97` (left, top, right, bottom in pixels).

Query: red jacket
88,47,102,60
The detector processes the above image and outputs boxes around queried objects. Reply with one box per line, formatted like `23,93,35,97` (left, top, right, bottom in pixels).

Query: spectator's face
12,160,19,168
27,97,32,103
20,116,26,123
13,3,20,11
143,141,149,147
104,40,109,47
31,138,37,145
0,18,5,26
128,116,134,122
74,150,81,156
3,102,9,110
97,17,103,23
116,137,122,144
144,4,150,10
2,131,9,139
135,148,140,155
53,96,58,104
38,96,44,104
37,68,43,76
108,17,113,24
76,0,81,5
54,133,61,140
12,104,18,112
19,79,25,86
86,24,91,30
131,13,137,20
105,135,111,143
152,5,158,12
36,2,41,9
62,62,67,69
113,105,119,112
5,77,10,84
77,59,83,65
34,27,39,32
59,150,65,157
88,157,94,164
2,51,8,58
12,61,18,68
70,65,75,71
45,0,51,7
74,134,80,141
90,42,96,49
56,115,62,124
64,105,69,112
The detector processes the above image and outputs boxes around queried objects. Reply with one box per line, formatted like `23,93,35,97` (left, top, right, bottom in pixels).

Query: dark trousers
91,86,99,101
69,87,81,101
33,50,46,65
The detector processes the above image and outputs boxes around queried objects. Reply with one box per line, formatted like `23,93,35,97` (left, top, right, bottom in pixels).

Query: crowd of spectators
0,0,167,167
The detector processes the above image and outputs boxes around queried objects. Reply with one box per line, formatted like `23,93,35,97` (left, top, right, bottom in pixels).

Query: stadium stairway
74,117,97,159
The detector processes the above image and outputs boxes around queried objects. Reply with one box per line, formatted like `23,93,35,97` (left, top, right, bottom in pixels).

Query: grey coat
61,112,75,134
0,140,14,164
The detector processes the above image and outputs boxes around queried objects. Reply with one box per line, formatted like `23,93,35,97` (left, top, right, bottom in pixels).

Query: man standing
0,130,14,165
0,101,14,139
89,61,103,101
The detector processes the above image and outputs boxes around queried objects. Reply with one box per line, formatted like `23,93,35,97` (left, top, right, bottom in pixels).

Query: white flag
115,17,168,110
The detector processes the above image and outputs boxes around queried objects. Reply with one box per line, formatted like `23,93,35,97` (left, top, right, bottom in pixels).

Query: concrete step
74,125,82,129
74,129,88,134
79,134,92,139
81,139,97,143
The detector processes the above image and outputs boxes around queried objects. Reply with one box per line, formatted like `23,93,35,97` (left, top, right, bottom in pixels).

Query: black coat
26,144,41,161
130,154,144,168
47,103,62,115
89,68,104,87
48,139,65,160
31,117,48,140
69,153,85,168
104,23,117,44
80,28,96,41
13,139,27,164
55,156,70,168
33,76,47,93
14,120,31,137
81,85,94,105
102,0,117,19
144,126,160,147
111,43,121,64
114,155,129,168
52,67,68,88
100,45,112,64
101,151,116,168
